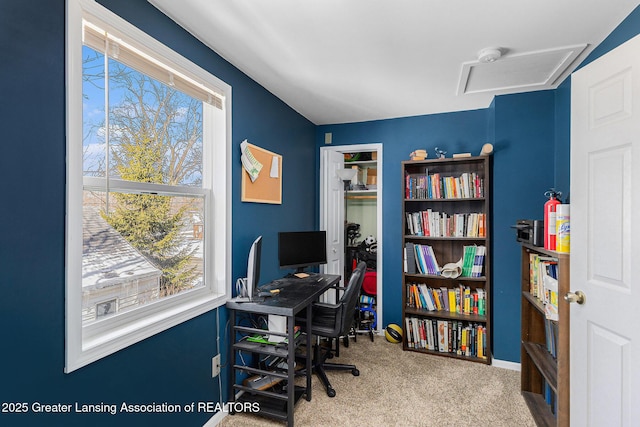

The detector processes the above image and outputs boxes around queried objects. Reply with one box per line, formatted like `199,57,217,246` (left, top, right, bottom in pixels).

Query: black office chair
299,261,367,397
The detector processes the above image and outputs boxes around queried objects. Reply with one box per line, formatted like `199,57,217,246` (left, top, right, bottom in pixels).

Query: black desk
226,273,340,426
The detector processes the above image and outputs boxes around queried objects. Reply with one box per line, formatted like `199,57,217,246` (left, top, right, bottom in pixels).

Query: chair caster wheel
352,368,360,376
327,388,336,398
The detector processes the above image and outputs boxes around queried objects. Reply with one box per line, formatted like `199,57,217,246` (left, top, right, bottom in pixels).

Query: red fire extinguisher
544,189,562,250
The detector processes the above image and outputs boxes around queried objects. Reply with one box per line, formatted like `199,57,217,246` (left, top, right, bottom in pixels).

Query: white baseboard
491,358,521,371
203,410,226,427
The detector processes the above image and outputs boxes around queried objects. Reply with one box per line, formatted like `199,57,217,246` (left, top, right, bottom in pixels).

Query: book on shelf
460,245,485,277
461,246,475,277
477,288,485,316
405,243,441,275
426,319,435,350
463,286,471,314
437,320,448,352
440,286,450,311
404,170,485,200
405,283,486,316
405,317,413,348
448,288,457,313
529,253,556,301
404,242,417,274
543,273,559,321
471,245,486,278
404,317,487,359
421,284,436,311
426,245,441,274
544,318,559,359
418,319,427,348
432,288,443,310
405,210,486,238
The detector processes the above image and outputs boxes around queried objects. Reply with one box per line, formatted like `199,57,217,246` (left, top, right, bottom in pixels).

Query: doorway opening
320,144,383,336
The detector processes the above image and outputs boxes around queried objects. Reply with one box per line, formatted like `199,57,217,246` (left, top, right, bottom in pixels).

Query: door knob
564,290,586,305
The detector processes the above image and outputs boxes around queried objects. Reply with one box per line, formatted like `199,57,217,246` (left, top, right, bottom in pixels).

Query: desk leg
228,308,236,413
306,305,312,401
287,314,295,427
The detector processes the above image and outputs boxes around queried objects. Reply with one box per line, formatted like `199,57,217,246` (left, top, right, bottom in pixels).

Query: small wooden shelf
404,273,486,282
405,306,486,323
520,243,569,427
404,346,489,363
404,235,487,241
522,341,558,392
522,391,557,427
404,197,487,202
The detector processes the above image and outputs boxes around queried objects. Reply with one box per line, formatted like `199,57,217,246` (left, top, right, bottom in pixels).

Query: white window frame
65,0,232,372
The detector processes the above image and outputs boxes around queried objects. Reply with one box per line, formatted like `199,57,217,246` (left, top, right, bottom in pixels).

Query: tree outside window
82,46,205,323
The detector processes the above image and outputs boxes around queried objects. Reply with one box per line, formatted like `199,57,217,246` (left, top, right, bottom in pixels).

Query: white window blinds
83,20,224,109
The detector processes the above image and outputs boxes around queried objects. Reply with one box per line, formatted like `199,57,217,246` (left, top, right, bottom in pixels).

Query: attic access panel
457,44,587,96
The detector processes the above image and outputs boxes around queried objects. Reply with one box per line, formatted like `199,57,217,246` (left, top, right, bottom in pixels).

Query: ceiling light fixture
478,47,502,63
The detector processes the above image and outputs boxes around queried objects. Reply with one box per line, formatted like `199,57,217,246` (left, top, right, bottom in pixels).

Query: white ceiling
149,0,640,125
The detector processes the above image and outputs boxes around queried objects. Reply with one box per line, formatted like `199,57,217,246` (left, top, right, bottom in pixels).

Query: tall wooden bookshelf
520,243,569,427
401,156,491,364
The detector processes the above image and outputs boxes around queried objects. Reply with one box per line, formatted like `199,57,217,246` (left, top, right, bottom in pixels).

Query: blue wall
0,0,315,426
491,91,555,361
553,79,571,197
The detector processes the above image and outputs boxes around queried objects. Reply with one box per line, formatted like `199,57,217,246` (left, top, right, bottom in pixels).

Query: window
66,0,231,372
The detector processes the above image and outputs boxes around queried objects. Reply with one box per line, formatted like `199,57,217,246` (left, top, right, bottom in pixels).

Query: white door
570,34,640,426
320,149,346,303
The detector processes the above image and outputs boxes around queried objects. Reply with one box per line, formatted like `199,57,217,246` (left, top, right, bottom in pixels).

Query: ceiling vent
457,44,587,96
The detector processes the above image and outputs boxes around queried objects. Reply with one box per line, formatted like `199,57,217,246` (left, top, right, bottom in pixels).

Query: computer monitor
245,235,262,300
278,230,327,273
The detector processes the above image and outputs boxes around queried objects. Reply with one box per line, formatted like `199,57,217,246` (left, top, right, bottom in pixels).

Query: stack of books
410,149,427,160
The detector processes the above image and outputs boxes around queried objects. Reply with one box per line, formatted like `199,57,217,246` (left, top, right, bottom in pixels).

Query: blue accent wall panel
554,79,571,196
491,91,555,362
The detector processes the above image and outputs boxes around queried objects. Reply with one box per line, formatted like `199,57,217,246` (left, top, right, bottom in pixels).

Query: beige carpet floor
219,336,536,427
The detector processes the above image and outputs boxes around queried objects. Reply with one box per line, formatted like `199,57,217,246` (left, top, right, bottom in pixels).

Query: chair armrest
327,283,346,302
325,282,347,291
313,301,340,310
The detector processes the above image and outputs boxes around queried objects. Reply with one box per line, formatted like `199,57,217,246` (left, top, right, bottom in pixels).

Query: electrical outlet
212,354,221,378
